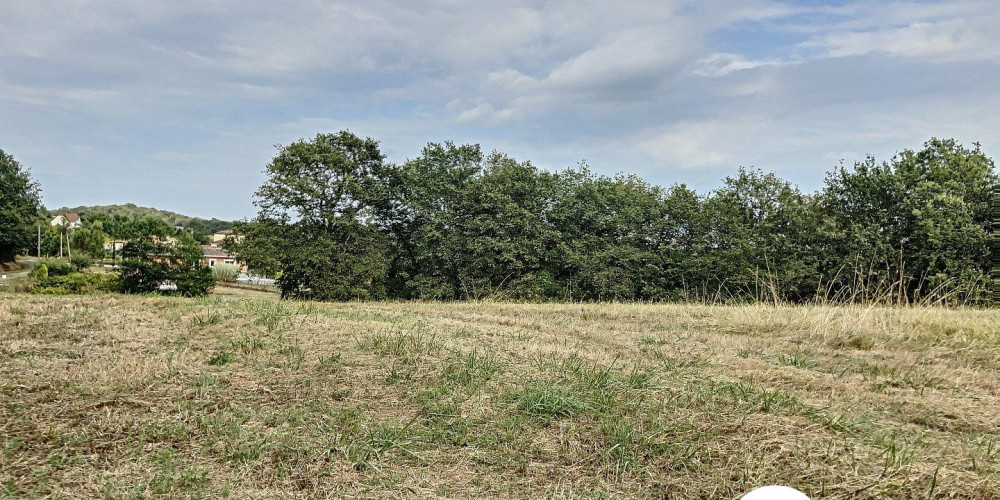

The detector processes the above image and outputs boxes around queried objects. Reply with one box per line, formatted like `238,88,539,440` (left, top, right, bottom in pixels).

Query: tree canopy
249,131,390,300
237,134,997,305
0,149,42,263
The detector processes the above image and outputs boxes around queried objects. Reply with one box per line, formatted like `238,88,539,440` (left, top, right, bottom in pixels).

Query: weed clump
504,384,589,420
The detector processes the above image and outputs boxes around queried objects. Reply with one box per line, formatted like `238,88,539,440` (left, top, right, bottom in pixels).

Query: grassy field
1,293,998,499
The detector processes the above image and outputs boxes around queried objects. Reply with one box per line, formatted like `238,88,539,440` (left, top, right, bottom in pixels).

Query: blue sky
2,0,997,220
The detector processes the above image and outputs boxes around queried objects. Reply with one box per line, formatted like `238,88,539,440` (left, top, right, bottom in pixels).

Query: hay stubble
1,295,998,498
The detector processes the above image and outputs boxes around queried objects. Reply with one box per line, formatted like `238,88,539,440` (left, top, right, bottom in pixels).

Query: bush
70,255,92,272
29,263,48,281
211,264,240,283
176,266,215,297
37,258,73,277
117,260,170,294
33,272,118,295
118,259,214,297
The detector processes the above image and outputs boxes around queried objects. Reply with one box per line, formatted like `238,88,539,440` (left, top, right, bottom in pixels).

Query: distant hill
49,204,233,235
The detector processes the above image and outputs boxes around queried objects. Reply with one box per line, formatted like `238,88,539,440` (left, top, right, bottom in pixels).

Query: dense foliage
33,258,74,277
237,131,390,300
117,234,214,297
32,272,118,295
0,149,42,263
239,134,996,305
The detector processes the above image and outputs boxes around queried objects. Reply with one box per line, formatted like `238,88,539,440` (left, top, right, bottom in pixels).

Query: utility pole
37,224,41,258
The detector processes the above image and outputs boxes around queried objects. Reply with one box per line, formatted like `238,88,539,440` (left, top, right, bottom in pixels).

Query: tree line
229,132,997,305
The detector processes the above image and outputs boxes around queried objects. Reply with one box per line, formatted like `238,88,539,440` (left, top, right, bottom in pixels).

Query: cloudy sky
2,0,998,220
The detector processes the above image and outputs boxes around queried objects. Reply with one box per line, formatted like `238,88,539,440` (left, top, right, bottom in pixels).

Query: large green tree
382,143,557,299
0,149,42,263
379,142,485,299
821,139,997,303
697,168,825,302
249,131,390,300
70,223,108,258
545,169,668,300
224,218,283,278
232,133,996,305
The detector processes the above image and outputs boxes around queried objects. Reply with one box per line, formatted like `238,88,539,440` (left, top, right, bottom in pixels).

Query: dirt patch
0,261,27,272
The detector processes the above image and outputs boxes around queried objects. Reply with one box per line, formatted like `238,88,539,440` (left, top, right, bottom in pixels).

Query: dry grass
1,294,998,499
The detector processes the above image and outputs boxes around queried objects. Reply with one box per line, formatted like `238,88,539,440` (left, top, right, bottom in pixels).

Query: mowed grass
1,295,999,499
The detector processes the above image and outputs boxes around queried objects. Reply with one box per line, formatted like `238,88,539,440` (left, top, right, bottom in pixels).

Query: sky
2,0,998,221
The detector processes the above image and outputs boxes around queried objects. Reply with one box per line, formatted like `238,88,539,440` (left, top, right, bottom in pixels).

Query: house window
225,260,234,264
209,260,215,267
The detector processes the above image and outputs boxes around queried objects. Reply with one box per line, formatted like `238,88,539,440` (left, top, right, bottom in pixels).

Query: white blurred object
741,485,810,500
236,273,276,286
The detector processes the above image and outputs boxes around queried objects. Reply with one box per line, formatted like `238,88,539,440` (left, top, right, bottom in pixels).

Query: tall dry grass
1,294,997,498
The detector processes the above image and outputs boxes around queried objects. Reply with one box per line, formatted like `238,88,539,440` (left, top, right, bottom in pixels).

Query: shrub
117,260,170,294
37,258,73,277
70,254,92,272
29,263,48,281
118,260,214,297
211,264,240,283
176,266,215,297
33,272,118,295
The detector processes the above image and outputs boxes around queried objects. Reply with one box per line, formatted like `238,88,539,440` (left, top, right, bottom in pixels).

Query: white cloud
453,20,706,123
456,103,500,124
693,53,786,77
814,1,991,33
771,0,1000,63
638,119,760,169
634,88,1000,192
2,0,999,218
548,27,693,90
816,19,1000,61
0,79,118,108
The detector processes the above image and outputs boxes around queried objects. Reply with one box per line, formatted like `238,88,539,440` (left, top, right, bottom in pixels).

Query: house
211,229,231,243
212,229,242,244
201,245,247,272
50,213,83,229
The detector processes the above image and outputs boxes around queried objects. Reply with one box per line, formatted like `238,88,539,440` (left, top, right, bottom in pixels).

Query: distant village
46,211,248,272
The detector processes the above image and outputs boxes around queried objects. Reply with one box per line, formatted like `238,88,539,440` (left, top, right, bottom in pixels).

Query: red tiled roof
65,213,80,222
201,245,236,259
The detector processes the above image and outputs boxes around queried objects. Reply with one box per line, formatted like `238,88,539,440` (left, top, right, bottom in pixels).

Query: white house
201,245,247,272
50,213,83,229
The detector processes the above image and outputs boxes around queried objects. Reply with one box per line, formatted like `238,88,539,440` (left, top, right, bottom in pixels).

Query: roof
50,213,81,226
202,245,236,258
215,229,233,235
